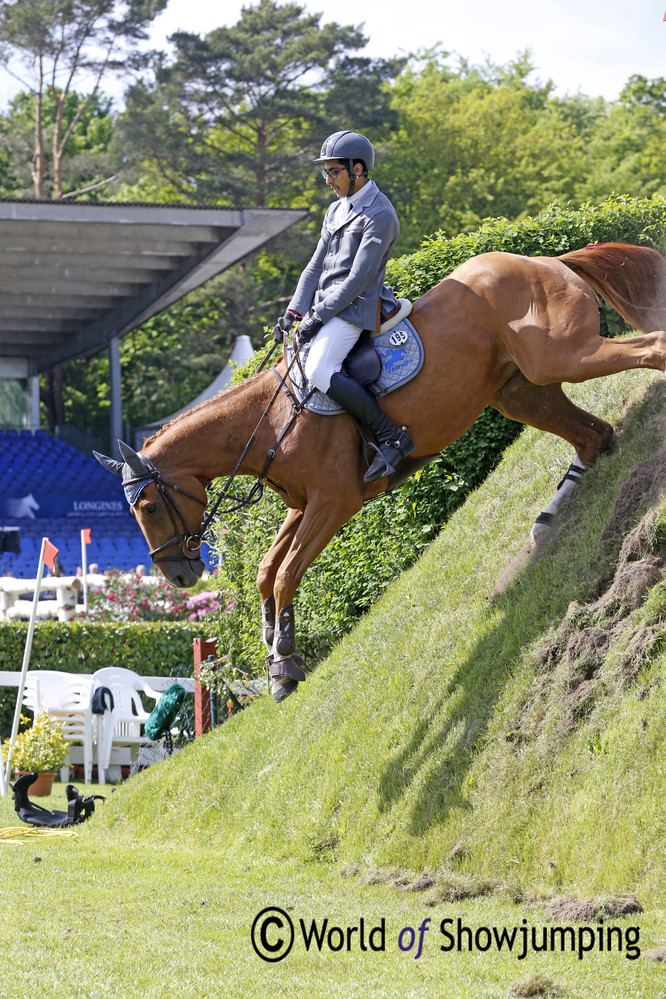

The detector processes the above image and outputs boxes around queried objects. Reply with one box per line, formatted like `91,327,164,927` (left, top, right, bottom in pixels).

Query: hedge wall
0,620,211,739
388,194,666,336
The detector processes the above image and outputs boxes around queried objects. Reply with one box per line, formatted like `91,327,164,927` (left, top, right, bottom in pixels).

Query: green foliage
388,194,666,337
0,620,203,738
0,89,115,199
386,50,585,251
385,52,666,254
4,709,69,772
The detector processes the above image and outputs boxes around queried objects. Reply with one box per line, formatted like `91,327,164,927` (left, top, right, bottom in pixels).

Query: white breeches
304,316,363,393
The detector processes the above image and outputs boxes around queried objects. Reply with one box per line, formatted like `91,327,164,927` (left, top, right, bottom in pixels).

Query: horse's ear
93,451,123,476
117,440,146,477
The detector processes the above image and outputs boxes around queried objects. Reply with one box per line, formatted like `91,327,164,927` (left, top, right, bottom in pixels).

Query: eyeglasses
321,167,347,180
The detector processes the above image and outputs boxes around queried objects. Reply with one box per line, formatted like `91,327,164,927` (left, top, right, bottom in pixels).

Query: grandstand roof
0,199,306,375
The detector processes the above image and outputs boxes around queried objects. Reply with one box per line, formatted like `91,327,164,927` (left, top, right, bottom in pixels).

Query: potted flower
5,710,70,796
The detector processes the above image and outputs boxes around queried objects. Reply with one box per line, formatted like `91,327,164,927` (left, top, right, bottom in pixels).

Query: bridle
128,337,311,569
124,456,267,567
124,459,208,565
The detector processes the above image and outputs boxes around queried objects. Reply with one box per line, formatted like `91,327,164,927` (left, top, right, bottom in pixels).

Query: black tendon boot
327,371,415,483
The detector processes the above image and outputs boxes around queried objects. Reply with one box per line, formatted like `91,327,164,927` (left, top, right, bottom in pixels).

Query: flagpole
3,536,50,792
0,729,6,796
81,528,88,612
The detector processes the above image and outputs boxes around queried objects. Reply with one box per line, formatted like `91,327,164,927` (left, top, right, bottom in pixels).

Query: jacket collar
331,180,379,230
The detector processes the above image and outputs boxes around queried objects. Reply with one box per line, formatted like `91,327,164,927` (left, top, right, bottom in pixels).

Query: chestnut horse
95,242,666,700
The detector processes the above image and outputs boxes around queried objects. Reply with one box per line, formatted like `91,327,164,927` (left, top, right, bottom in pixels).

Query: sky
0,0,663,108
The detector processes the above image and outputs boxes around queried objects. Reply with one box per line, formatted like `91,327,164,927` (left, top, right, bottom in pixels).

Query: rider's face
323,159,350,198
323,159,365,199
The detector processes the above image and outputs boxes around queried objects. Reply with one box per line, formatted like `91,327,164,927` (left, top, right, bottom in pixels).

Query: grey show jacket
288,181,400,333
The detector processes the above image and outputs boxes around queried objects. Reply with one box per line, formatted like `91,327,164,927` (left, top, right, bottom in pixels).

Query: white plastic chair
23,671,96,784
92,667,161,784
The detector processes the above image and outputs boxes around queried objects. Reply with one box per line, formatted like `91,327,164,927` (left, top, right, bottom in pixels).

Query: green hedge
388,194,666,337
0,620,210,738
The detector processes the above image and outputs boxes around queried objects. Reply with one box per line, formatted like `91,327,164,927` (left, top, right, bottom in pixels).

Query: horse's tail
558,241,666,333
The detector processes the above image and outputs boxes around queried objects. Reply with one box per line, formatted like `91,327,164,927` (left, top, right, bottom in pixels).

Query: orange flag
82,528,92,544
43,538,59,571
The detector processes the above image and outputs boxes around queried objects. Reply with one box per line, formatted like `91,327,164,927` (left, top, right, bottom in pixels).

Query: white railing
0,574,90,622
0,573,160,622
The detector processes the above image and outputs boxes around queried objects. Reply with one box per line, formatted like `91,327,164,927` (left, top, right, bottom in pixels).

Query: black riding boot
327,371,415,483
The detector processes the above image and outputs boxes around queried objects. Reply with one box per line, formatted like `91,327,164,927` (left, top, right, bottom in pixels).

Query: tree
0,88,114,199
577,76,666,205
119,0,401,208
0,0,167,199
385,50,587,250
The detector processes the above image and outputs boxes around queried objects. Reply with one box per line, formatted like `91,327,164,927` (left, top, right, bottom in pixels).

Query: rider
273,129,415,483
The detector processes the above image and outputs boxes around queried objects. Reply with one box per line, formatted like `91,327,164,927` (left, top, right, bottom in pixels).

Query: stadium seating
0,430,215,577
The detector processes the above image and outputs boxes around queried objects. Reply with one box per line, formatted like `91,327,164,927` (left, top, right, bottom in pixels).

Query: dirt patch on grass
644,943,666,961
564,627,612,677
508,972,556,997
401,870,437,892
523,469,666,746
600,446,666,547
545,893,642,921
356,867,436,891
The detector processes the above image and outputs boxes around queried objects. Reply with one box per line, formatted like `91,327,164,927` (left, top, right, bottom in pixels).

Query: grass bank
3,367,666,997
104,370,666,894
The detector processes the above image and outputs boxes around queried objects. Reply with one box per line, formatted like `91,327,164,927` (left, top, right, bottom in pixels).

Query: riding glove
296,313,324,345
272,309,302,344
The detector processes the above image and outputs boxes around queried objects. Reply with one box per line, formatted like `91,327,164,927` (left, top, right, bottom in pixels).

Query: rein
129,338,310,567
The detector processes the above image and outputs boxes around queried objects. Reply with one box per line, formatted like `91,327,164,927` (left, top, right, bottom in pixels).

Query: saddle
286,308,425,417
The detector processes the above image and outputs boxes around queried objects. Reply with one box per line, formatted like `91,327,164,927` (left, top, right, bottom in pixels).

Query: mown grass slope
99,368,666,905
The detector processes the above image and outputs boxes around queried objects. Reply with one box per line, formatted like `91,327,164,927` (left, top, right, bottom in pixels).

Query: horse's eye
145,502,158,515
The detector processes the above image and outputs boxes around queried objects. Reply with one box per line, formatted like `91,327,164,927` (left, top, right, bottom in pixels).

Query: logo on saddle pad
379,346,409,374
287,318,424,417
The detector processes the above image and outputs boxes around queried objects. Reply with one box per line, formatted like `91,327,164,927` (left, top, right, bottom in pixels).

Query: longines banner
0,491,126,519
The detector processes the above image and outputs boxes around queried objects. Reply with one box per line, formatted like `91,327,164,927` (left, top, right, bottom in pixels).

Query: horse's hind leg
490,371,614,542
491,371,614,464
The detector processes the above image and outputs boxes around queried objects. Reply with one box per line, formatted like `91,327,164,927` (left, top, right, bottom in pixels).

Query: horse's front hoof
531,511,554,547
272,676,299,702
268,652,307,703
